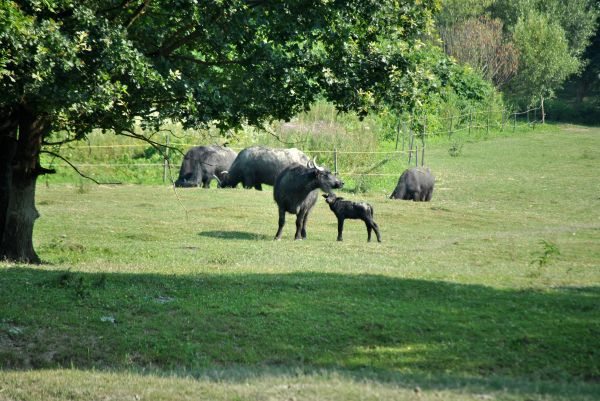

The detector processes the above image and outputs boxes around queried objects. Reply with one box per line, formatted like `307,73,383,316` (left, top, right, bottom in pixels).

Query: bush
545,98,600,125
396,50,504,139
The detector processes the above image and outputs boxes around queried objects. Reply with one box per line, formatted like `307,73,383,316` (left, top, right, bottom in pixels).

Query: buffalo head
218,170,231,188
308,157,343,192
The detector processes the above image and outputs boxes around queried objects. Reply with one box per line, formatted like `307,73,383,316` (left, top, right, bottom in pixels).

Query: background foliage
437,0,599,109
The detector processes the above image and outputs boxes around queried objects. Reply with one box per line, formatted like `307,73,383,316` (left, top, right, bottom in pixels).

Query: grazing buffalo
220,146,310,190
175,145,237,188
390,167,434,201
274,158,344,240
323,193,381,242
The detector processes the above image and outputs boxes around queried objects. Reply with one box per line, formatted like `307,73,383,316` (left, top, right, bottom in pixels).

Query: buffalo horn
313,156,324,171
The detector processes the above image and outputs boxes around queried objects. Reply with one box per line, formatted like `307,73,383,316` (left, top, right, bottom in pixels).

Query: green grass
1,124,600,400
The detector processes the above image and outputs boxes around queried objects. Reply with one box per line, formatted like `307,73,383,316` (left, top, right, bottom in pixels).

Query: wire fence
43,104,545,183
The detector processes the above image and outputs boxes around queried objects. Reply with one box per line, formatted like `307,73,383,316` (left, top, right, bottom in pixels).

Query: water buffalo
273,158,344,240
390,167,434,201
174,145,237,188
323,193,381,242
220,146,310,190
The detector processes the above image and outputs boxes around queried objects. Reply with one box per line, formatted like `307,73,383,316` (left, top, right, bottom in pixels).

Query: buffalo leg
294,216,302,240
394,186,406,200
337,218,344,241
300,209,312,239
254,183,263,191
274,207,286,240
371,220,382,242
242,175,253,189
364,220,372,242
202,177,210,188
294,211,305,240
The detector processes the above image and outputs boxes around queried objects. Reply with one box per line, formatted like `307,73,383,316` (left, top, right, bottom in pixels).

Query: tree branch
117,128,183,157
151,27,206,58
264,126,304,146
40,150,121,185
118,129,188,186
150,6,224,58
34,163,56,176
125,0,151,28
100,0,136,13
245,0,268,7
42,136,84,146
165,54,253,67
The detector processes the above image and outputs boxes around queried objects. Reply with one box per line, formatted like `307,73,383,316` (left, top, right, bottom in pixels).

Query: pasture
1,124,600,400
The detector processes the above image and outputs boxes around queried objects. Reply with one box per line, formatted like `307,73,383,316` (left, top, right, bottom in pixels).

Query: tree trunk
575,79,587,106
0,113,19,252
0,106,50,263
541,95,545,124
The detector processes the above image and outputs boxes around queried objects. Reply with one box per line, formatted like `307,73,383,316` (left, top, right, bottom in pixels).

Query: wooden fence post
486,107,490,136
513,112,517,133
449,113,453,139
333,146,338,176
408,128,413,164
408,114,414,164
415,144,418,167
422,116,427,166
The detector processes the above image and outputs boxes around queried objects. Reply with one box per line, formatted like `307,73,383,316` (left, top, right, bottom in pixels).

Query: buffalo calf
323,193,381,242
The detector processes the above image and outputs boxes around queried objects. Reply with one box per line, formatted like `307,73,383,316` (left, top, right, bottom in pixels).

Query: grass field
1,124,600,400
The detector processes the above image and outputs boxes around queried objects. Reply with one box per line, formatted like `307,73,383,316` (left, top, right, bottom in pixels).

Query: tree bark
0,111,19,252
541,95,545,124
0,106,50,263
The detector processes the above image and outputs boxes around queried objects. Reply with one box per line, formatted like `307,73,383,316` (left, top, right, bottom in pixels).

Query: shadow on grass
198,230,271,240
1,268,599,397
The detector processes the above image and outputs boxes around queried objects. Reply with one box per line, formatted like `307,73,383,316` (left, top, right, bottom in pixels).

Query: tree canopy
1,0,443,140
508,10,581,104
489,0,598,58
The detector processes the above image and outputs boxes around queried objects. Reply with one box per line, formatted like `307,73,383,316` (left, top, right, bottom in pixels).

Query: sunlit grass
1,124,599,400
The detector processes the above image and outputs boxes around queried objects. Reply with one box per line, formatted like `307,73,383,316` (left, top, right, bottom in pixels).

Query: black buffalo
174,145,237,188
323,193,381,242
220,146,310,190
390,167,434,201
273,158,344,240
